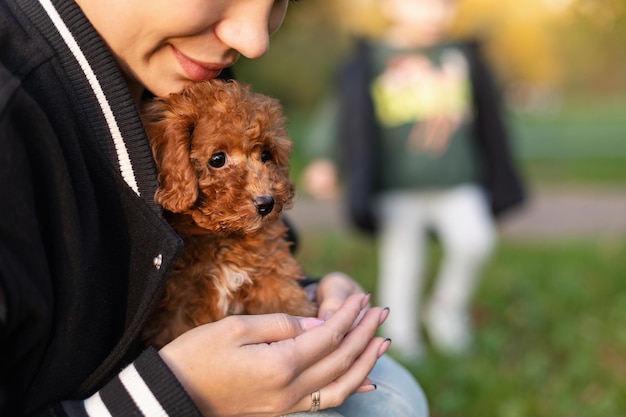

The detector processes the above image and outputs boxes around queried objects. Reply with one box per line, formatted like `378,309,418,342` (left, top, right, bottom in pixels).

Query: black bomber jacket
0,0,203,415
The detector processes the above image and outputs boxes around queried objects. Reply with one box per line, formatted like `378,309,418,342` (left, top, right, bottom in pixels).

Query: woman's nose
215,0,288,59
215,9,274,59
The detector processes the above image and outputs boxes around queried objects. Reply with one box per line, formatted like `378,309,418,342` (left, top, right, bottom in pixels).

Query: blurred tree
234,1,349,111
555,0,626,95
453,1,562,86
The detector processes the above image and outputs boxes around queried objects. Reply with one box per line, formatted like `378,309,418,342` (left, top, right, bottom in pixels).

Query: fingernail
378,338,392,357
379,307,390,324
298,317,325,331
356,384,377,394
361,292,371,309
320,311,333,321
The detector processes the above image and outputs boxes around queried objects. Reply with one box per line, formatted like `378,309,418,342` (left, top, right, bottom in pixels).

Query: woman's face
383,0,458,46
76,0,290,98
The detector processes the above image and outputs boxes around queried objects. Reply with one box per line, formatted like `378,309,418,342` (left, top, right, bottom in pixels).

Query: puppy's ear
142,96,199,213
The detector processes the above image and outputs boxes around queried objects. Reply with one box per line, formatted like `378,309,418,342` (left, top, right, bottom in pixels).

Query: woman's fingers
321,335,390,403
221,311,319,346
278,305,390,414
230,293,371,374
158,293,389,416
294,305,388,385
316,272,364,320
287,330,391,413
234,292,368,347
289,293,371,361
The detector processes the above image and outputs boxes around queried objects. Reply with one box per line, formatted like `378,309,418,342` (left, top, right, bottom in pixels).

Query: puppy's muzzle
254,196,275,216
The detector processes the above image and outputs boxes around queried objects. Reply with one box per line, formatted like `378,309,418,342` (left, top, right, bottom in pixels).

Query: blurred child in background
303,0,525,360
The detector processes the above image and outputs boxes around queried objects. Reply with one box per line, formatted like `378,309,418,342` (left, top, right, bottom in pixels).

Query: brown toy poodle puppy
141,79,318,348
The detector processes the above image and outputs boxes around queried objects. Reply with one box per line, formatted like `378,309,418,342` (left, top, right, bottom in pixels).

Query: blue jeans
282,354,429,416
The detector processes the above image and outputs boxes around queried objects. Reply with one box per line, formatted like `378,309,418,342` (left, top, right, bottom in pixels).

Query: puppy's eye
260,150,273,163
209,152,227,168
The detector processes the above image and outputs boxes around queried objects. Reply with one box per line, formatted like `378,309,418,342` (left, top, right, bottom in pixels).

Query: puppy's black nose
254,196,275,216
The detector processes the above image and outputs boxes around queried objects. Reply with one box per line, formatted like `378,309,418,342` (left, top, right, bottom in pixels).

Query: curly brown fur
141,80,317,348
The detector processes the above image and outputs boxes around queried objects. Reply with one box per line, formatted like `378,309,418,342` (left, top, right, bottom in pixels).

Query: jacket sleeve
58,349,202,417
337,39,381,234
466,40,527,216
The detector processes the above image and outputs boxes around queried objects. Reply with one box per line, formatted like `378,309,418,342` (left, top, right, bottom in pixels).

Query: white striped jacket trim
83,393,113,417
37,0,140,196
119,364,168,417
83,364,169,417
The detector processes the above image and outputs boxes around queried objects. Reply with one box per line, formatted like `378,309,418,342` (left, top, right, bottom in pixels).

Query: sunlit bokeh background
237,0,626,185
235,2,626,416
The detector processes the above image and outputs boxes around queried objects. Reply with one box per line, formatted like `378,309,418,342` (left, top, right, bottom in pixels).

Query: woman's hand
159,293,390,416
314,271,366,320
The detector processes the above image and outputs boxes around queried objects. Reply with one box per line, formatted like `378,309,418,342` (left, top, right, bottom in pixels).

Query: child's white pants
376,184,496,354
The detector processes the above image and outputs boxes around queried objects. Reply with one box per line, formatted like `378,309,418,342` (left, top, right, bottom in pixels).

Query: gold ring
310,390,321,412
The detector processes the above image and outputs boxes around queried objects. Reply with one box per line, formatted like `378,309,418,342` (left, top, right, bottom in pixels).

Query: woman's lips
172,46,224,82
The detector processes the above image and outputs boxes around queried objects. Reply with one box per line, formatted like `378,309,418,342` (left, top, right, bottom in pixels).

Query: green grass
519,158,626,186
295,232,626,417
510,98,626,186
287,96,626,415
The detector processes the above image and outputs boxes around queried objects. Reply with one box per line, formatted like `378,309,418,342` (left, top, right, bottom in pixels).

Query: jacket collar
23,0,161,214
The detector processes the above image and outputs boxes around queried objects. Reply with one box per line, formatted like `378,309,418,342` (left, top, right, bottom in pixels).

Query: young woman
0,0,427,416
